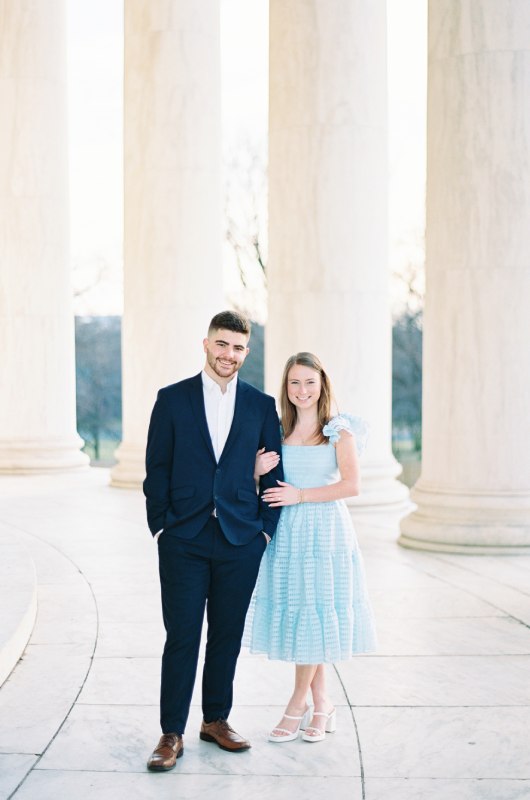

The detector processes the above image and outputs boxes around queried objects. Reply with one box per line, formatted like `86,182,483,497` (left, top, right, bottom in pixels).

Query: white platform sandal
301,708,337,742
268,705,313,743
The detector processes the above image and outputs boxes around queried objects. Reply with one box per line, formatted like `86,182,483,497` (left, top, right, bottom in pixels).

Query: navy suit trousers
158,517,267,735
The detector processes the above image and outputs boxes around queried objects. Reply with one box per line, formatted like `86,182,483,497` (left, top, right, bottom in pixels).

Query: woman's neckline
281,442,332,448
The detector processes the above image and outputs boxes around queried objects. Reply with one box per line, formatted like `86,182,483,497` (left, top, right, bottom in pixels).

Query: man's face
203,328,250,380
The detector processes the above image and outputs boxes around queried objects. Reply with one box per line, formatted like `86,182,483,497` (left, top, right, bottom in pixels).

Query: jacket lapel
218,379,249,464
187,373,216,462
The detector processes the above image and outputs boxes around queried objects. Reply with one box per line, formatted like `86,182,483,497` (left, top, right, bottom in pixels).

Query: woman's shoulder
322,413,369,454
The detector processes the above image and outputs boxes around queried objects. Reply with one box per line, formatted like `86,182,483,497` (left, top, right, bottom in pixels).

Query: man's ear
203,338,209,353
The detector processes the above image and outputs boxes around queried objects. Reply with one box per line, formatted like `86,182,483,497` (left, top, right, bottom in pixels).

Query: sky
67,0,427,317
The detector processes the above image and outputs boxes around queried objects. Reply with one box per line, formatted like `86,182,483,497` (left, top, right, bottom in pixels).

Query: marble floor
1,470,530,800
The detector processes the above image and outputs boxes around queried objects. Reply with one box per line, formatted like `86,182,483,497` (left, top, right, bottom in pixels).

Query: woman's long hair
280,352,334,444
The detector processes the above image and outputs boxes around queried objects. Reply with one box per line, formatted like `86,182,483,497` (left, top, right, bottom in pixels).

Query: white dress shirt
201,370,237,462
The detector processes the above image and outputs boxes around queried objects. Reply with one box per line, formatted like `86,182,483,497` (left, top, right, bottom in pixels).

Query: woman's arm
254,446,280,481
261,430,360,507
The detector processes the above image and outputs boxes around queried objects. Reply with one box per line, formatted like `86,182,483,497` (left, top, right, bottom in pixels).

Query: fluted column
267,0,408,509
400,1,530,552
0,1,88,473
111,0,223,487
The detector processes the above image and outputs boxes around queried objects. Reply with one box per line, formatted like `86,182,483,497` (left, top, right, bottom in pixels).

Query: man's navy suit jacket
143,373,284,545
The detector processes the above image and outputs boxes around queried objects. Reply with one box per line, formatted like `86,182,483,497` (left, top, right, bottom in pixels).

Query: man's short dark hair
208,310,251,338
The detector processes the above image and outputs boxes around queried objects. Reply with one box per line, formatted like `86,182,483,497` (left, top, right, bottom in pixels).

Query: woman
245,352,377,743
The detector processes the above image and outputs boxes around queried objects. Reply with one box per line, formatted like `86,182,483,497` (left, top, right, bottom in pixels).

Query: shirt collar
201,370,238,395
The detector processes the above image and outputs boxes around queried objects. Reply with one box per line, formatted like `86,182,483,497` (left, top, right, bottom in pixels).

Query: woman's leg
309,664,333,708
271,664,318,736
305,664,335,736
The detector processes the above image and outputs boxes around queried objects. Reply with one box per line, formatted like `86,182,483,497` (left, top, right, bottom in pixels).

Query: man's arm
258,398,284,539
143,391,174,535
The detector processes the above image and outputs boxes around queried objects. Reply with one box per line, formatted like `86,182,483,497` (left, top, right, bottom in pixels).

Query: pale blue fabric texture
244,414,377,663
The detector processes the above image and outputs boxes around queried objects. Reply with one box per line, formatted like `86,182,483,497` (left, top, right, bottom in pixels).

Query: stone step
0,528,37,687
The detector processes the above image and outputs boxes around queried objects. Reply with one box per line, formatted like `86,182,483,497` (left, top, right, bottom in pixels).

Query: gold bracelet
299,489,304,504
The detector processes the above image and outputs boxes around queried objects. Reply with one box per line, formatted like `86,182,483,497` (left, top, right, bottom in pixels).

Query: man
144,310,283,770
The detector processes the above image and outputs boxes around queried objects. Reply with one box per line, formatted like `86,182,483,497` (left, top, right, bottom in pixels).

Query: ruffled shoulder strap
322,413,369,455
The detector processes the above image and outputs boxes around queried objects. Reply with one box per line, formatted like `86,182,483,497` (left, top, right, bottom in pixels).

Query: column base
399,481,530,554
110,442,145,488
349,456,410,514
0,436,89,473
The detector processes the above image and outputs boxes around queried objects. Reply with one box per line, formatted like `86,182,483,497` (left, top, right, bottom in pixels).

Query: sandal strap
312,708,335,717
304,725,325,734
283,713,304,720
271,727,296,735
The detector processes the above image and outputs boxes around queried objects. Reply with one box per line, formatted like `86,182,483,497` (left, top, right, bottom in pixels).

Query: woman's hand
261,480,300,507
254,447,280,480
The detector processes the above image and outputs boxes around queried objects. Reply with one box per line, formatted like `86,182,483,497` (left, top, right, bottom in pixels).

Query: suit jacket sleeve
258,397,284,538
143,390,174,535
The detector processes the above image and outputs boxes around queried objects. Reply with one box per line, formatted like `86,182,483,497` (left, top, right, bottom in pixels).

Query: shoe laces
216,718,235,733
159,733,180,748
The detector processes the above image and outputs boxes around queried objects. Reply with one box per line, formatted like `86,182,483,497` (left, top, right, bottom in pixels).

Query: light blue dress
244,414,377,664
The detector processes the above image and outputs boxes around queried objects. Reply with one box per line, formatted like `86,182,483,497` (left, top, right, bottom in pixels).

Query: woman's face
286,364,322,411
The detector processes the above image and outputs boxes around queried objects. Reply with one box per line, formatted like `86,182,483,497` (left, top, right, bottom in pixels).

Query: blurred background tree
75,316,121,463
391,254,424,485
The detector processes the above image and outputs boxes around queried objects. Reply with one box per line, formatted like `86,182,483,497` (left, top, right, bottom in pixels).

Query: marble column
267,0,408,509
399,1,530,552
0,1,88,473
111,0,223,487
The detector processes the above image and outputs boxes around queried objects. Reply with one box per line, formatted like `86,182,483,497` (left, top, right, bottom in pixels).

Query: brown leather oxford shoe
199,719,251,752
146,733,184,771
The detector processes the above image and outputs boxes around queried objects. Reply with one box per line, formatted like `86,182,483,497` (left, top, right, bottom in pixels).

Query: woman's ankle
285,695,310,713
311,694,333,711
